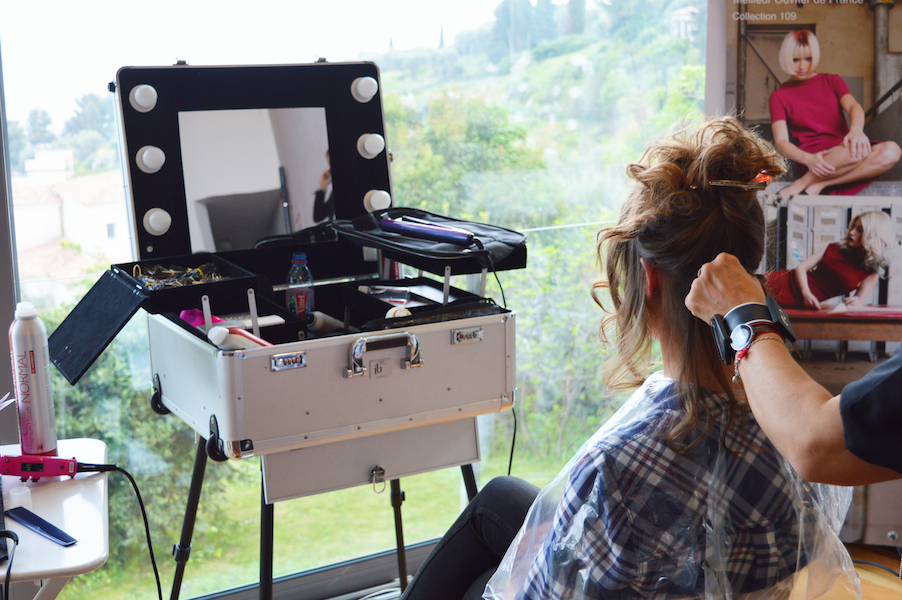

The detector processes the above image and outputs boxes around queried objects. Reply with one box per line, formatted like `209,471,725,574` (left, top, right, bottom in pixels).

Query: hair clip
709,173,772,191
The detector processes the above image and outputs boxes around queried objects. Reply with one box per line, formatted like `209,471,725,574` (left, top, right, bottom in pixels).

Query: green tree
57,93,120,175
6,120,27,173
652,64,705,131
27,108,55,144
532,0,558,45
386,90,545,221
567,0,586,35
490,0,534,62
63,93,116,141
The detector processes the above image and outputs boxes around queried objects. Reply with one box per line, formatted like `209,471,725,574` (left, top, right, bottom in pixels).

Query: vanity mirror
115,62,392,259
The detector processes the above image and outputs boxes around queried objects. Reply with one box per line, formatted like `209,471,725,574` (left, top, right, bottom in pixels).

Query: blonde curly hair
841,211,895,277
593,117,786,452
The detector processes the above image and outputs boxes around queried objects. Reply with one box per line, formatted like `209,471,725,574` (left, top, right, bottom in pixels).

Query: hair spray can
8,302,58,456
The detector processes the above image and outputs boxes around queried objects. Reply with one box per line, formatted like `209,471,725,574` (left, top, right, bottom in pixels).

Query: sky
0,1,498,132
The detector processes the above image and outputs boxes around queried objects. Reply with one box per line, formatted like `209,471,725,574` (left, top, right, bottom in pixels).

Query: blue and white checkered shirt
516,374,802,599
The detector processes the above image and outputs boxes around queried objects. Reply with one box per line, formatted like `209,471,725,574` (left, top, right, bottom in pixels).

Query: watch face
730,324,753,351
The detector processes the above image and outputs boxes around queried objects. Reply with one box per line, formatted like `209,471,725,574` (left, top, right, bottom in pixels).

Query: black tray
332,208,527,275
113,252,261,315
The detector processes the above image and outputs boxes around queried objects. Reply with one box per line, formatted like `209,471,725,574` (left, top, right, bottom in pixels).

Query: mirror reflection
178,107,330,252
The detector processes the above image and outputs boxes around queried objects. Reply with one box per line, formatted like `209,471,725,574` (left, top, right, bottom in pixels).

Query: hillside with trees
15,1,708,597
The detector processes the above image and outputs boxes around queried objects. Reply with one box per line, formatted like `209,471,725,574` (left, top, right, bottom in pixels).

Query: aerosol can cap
14,302,37,320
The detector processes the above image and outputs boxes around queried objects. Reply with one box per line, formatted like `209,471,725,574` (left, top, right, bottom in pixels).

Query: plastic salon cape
484,373,860,599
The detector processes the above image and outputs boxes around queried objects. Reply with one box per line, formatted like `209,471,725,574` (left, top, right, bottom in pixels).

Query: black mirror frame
115,62,390,259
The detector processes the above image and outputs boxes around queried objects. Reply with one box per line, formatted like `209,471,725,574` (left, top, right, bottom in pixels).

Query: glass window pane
1,2,706,598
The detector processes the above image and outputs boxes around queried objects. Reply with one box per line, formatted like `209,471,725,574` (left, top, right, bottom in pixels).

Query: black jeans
400,476,540,600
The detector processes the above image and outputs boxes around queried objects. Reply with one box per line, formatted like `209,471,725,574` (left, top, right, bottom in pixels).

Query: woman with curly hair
766,210,894,310
396,118,856,600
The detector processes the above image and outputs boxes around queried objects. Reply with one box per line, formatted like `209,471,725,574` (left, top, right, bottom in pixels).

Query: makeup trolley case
48,62,525,503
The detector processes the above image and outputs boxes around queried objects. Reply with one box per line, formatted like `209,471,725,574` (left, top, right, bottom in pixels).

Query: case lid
116,62,390,272
49,270,148,385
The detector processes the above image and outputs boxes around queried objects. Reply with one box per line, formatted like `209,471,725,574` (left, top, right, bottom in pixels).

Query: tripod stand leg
390,480,408,591
261,486,274,600
171,437,208,600
461,464,478,502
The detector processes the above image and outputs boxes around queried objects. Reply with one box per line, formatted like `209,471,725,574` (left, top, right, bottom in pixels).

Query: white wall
269,107,329,230
178,109,281,252
64,200,131,261
13,202,61,250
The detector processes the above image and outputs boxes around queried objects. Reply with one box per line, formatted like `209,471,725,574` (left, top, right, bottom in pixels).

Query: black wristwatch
711,297,796,364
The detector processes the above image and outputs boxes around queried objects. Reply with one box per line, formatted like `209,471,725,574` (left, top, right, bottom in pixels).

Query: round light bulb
357,133,385,159
129,84,159,112
363,190,391,212
351,76,379,103
137,146,166,173
143,208,172,236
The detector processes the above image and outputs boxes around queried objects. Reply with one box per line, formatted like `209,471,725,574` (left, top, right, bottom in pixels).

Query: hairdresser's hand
805,151,836,178
687,254,766,323
843,129,870,160
802,291,822,310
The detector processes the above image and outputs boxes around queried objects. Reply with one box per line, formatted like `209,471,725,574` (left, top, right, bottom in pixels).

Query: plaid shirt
517,374,801,599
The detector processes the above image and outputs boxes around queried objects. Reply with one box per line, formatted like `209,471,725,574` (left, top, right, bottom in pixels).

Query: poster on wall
711,0,902,311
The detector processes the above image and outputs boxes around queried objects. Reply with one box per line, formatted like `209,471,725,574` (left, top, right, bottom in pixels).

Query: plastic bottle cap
8,486,31,510
14,302,37,320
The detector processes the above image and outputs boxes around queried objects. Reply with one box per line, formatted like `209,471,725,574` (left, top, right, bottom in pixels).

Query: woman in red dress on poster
769,30,900,196
766,211,895,309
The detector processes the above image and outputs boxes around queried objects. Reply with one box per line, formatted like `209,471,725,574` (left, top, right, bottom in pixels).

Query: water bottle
8,302,58,456
286,253,314,317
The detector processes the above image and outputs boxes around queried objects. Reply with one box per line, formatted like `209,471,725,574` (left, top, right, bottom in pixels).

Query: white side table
0,438,109,600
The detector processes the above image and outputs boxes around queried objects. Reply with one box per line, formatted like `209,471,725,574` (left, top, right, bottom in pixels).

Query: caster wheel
150,389,170,415
206,435,228,462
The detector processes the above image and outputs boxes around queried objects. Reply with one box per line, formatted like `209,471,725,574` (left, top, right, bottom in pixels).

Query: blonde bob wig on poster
779,30,821,76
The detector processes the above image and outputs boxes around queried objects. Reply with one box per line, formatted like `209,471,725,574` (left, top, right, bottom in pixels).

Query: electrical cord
78,463,163,600
471,237,515,475
508,406,517,476
472,239,507,308
851,559,900,577
0,530,17,600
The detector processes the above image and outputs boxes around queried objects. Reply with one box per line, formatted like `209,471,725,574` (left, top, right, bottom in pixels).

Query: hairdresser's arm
688,253,900,485
772,120,835,178
845,272,879,307
794,246,827,310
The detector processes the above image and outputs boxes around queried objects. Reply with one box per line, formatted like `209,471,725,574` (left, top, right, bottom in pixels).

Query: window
0,2,706,598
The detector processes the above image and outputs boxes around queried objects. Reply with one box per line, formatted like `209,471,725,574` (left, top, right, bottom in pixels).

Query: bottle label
12,345,57,455
287,290,312,316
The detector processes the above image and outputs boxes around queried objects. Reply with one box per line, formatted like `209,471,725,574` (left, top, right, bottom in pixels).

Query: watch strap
723,302,771,332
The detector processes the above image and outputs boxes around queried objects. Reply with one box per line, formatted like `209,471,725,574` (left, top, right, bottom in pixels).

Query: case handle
344,332,424,378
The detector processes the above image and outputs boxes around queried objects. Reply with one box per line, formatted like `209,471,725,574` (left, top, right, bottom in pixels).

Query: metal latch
370,465,386,494
271,351,306,372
